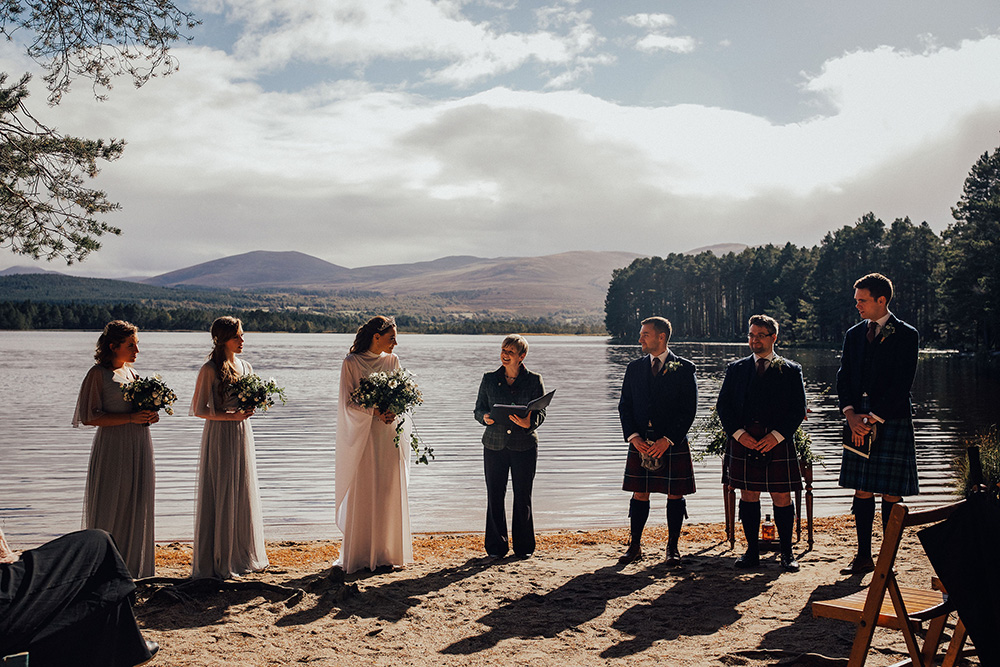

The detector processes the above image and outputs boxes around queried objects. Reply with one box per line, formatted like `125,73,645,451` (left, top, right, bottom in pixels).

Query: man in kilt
837,273,919,575
617,316,697,567
717,314,806,572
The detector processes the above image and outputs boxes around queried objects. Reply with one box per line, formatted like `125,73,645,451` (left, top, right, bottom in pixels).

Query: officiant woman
474,334,547,559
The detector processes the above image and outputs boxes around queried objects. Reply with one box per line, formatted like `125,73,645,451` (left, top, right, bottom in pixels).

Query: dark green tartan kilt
839,418,919,496
623,439,696,495
723,437,802,493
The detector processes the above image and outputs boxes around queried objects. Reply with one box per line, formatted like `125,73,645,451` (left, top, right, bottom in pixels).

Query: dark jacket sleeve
617,360,640,441
474,372,492,426
775,361,807,441
715,360,743,437
836,324,859,413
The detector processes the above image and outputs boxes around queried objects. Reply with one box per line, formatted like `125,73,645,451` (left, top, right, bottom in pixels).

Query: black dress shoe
839,556,875,575
617,544,643,565
734,553,760,569
136,640,159,665
664,546,682,568
514,552,533,560
780,553,800,573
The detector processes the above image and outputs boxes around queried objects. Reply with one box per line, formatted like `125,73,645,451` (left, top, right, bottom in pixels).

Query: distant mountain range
0,245,746,319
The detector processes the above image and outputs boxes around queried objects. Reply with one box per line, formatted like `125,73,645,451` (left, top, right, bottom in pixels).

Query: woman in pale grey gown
190,316,268,579
73,320,159,579
335,315,413,573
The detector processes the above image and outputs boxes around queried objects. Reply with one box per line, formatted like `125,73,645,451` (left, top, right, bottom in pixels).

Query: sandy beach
134,516,973,667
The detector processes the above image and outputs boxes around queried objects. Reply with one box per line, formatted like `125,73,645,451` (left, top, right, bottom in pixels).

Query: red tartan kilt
725,437,802,492
623,439,696,495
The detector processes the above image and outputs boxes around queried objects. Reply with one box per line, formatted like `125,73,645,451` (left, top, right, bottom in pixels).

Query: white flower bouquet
231,374,287,412
121,375,178,415
350,368,434,464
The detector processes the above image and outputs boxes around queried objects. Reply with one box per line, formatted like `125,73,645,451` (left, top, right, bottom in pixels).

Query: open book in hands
490,390,556,423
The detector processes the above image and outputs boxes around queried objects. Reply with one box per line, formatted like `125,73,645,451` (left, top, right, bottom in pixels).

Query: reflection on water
1,332,995,548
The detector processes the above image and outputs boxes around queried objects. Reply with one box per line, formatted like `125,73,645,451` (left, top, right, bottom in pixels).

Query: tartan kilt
623,438,696,495
724,437,802,492
839,418,919,496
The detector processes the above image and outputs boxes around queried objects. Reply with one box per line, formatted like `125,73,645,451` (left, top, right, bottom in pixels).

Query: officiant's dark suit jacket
716,355,806,443
618,350,697,445
836,314,919,421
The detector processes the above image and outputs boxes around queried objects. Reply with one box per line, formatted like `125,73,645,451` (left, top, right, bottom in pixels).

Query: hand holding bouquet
121,375,178,415
231,374,287,413
350,368,434,464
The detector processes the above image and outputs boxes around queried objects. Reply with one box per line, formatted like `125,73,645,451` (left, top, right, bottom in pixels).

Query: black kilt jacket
836,313,920,495
716,354,807,491
618,350,698,495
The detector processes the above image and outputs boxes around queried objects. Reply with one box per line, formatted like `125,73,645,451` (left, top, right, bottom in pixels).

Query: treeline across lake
0,300,604,335
606,145,1000,355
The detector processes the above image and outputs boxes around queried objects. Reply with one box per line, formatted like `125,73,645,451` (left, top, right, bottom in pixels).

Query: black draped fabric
0,529,151,667
917,495,1000,666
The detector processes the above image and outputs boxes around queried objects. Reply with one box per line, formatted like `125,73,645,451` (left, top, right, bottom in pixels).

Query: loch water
1,331,996,548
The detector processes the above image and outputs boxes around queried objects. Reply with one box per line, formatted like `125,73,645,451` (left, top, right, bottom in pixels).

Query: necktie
756,358,768,377
651,358,661,376
866,320,878,343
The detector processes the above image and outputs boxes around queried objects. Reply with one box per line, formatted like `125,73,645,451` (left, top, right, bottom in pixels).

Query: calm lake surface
1,331,997,549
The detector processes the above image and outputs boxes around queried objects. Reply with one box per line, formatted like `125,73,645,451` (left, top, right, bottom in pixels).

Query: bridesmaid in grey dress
73,320,159,579
190,316,268,579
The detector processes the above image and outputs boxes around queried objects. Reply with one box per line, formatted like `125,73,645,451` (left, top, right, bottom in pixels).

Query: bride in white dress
335,316,412,573
190,316,268,579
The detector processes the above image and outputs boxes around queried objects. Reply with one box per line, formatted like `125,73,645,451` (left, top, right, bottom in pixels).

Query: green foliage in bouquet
692,407,820,464
351,368,435,464
953,426,1000,501
231,374,287,412
121,374,178,415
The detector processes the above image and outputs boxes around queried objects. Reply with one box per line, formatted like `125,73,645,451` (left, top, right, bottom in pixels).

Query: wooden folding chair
812,500,964,667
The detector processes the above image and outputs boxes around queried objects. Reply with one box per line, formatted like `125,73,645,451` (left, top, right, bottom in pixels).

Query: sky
2,0,1000,278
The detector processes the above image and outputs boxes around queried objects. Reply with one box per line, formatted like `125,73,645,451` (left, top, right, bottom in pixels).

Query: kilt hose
839,418,919,496
623,438,696,495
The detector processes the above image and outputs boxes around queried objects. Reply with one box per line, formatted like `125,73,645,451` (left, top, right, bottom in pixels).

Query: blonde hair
502,334,528,356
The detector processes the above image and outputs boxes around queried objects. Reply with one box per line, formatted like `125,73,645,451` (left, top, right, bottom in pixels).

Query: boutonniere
879,322,895,342
770,356,787,373
664,360,683,373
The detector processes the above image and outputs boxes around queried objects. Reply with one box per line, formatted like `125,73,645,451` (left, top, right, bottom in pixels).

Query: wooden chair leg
942,618,968,667
802,460,814,548
795,485,802,543
920,613,949,667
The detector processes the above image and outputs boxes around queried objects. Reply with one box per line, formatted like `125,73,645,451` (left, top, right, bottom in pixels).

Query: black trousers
483,446,537,557
0,529,151,667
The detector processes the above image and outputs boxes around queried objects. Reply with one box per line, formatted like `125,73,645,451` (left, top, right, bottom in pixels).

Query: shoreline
136,514,969,667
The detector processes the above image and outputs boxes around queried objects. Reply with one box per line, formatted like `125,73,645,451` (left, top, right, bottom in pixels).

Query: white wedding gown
335,350,412,573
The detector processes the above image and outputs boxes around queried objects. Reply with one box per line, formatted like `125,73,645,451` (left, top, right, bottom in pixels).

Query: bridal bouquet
231,374,287,412
351,368,434,464
121,375,178,415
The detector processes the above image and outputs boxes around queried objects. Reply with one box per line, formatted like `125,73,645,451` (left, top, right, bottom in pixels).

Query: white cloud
635,34,697,54
622,13,677,30
199,0,606,89
6,11,1000,276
